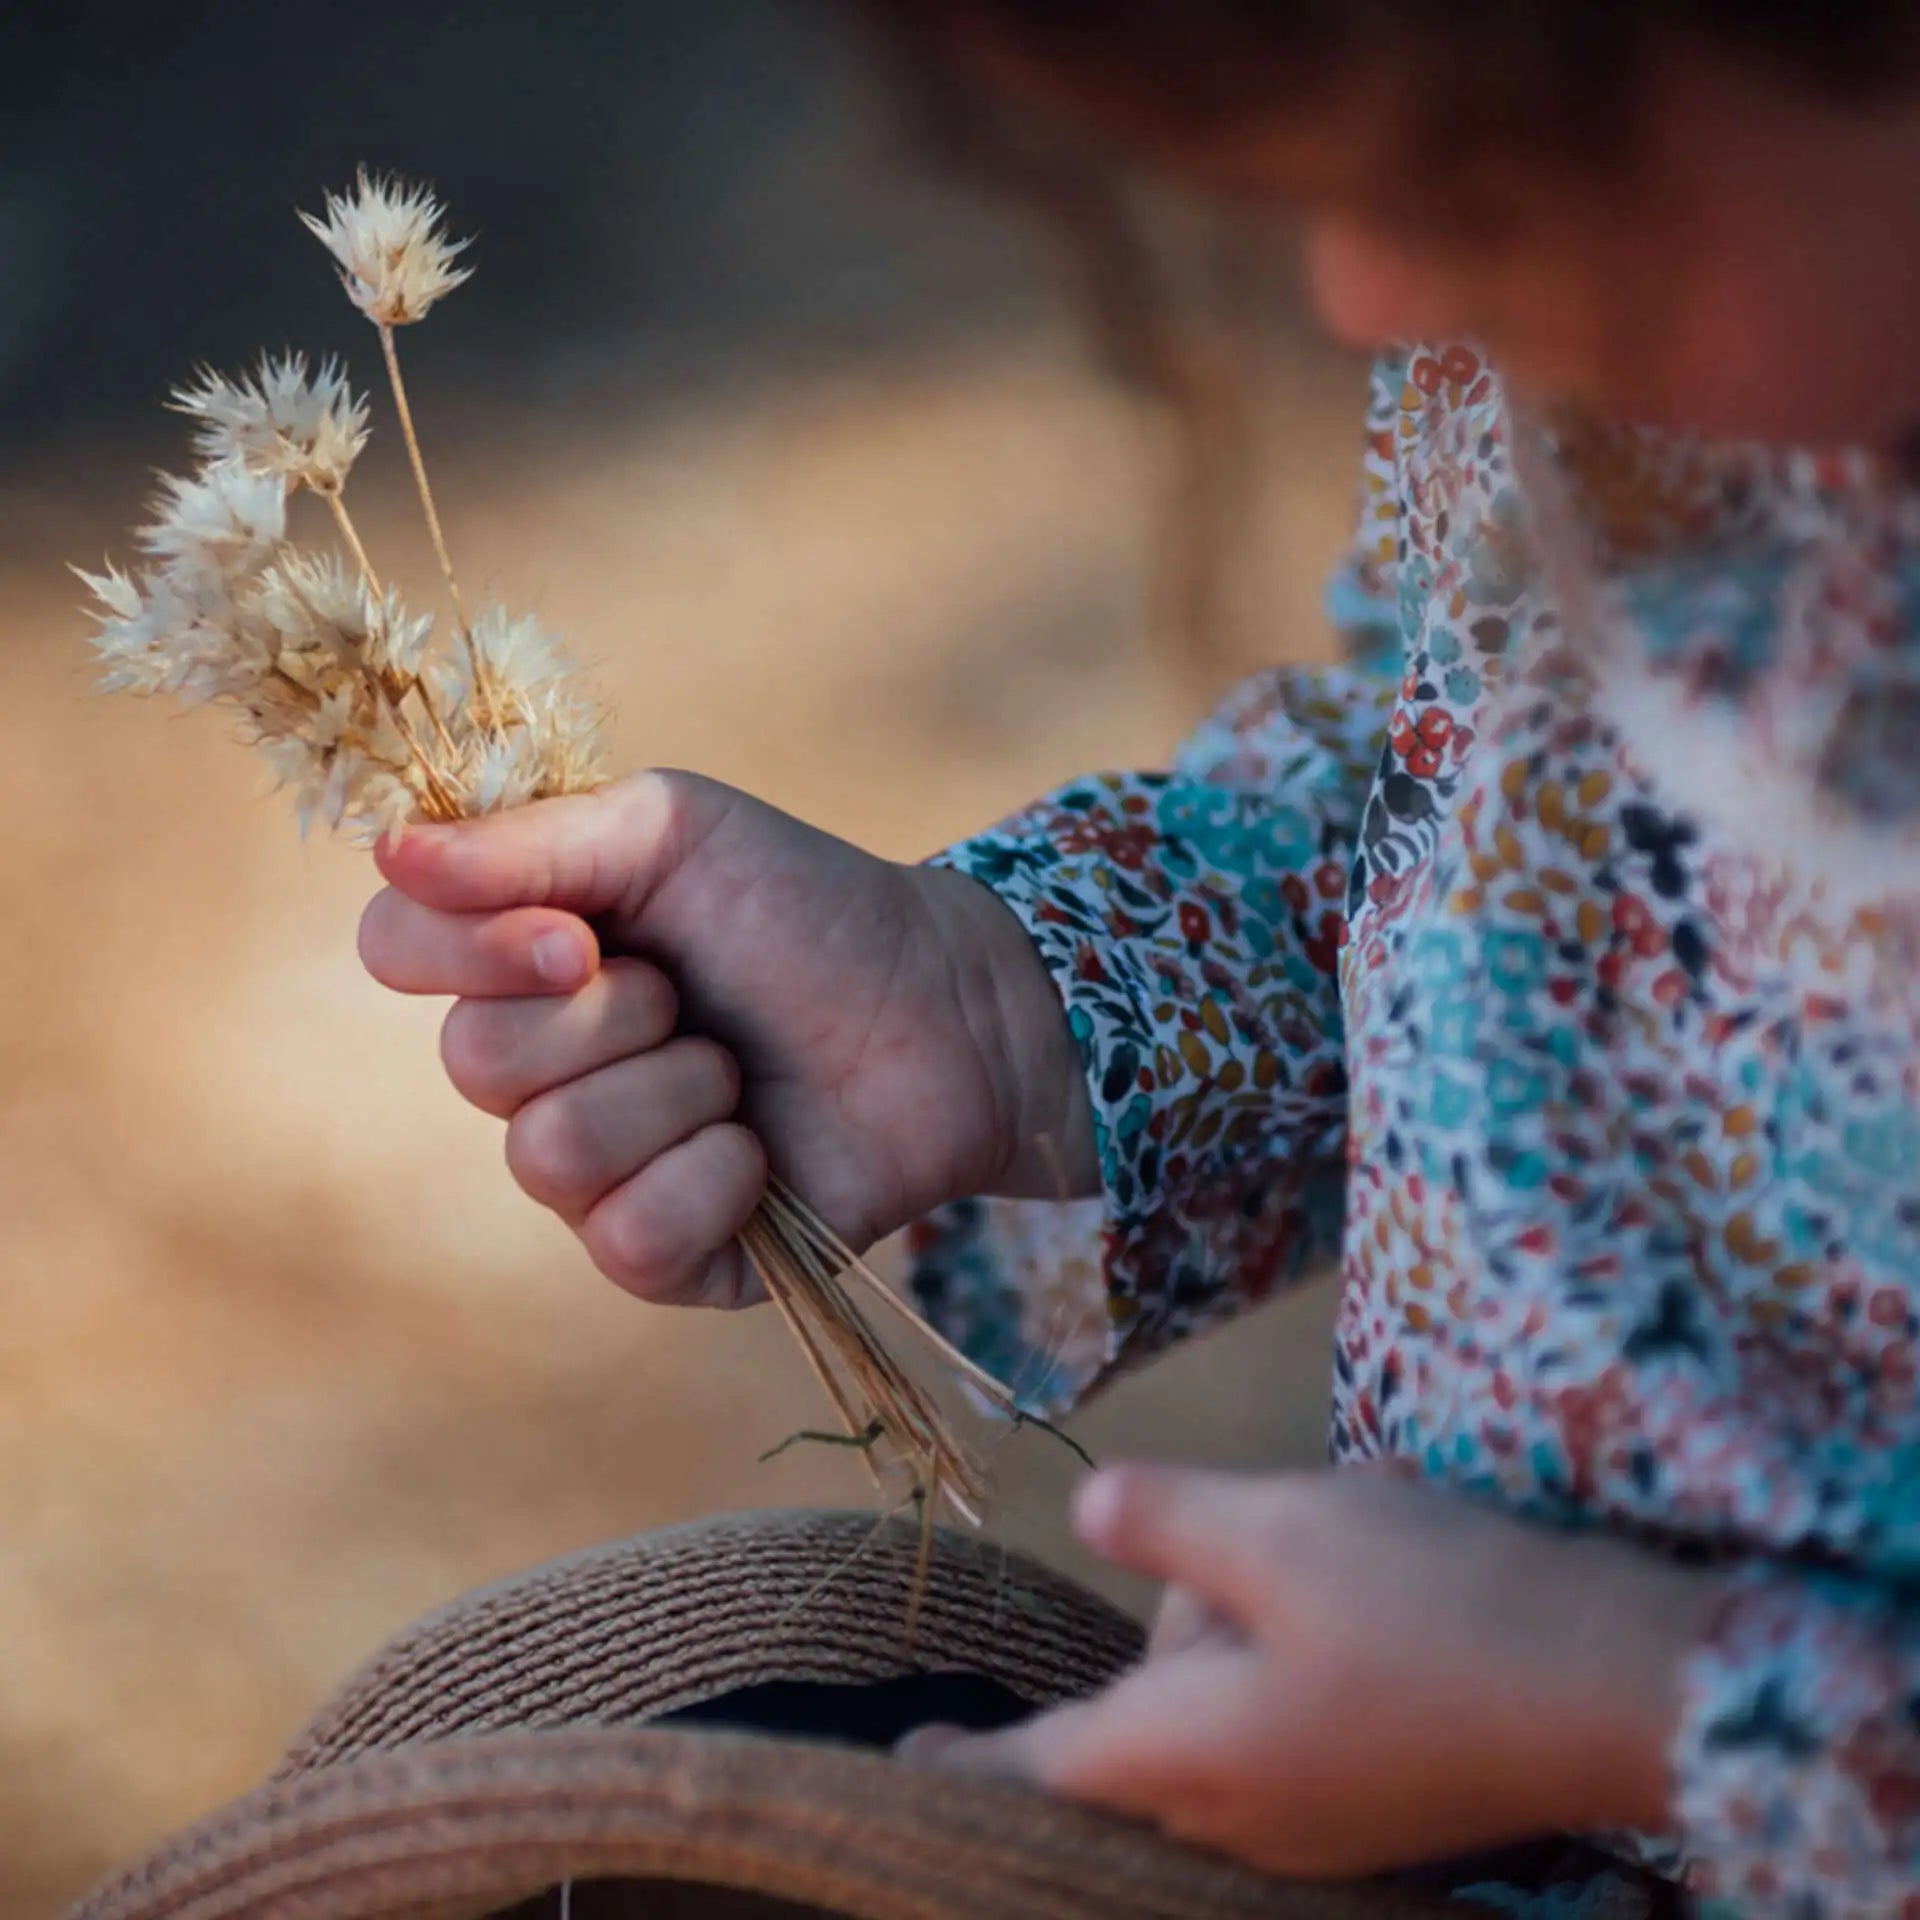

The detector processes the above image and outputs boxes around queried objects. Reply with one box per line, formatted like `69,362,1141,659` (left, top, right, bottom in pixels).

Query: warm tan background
0,6,1364,1910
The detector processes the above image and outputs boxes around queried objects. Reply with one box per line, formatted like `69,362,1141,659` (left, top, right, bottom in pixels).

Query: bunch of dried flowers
79,173,604,844
79,172,1053,1553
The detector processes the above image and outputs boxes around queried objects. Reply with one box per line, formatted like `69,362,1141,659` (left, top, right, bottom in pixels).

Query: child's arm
356,648,1388,1340
906,356,1407,1411
908,666,1393,1407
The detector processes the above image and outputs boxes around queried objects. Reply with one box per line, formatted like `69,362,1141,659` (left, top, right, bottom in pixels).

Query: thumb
373,770,696,917
1072,1464,1280,1626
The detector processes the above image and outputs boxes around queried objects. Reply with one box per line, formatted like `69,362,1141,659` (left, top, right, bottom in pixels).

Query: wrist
1520,1532,1723,1836
912,864,1099,1204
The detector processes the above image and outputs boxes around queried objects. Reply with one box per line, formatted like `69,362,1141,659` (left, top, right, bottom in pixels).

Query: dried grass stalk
78,170,1028,1532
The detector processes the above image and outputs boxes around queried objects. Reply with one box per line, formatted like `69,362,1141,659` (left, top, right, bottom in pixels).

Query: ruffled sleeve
905,357,1409,1413
907,662,1393,1412
906,355,1409,1413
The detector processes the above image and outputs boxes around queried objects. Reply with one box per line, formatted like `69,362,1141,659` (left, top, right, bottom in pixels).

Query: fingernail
532,930,587,987
896,1723,970,1767
374,822,437,864
1072,1468,1125,1548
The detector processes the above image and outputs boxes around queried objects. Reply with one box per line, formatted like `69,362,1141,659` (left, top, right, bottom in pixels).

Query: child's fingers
503,1037,741,1218
439,961,679,1117
1146,1584,1238,1661
373,774,690,917
372,791,623,913
910,1646,1262,1826
1071,1464,1286,1624
358,889,598,997
580,1122,768,1307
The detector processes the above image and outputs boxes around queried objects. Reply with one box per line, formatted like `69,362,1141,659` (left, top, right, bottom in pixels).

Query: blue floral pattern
910,347,1920,1916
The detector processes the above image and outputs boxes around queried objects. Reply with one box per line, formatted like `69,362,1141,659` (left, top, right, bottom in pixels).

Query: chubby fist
358,770,1094,1307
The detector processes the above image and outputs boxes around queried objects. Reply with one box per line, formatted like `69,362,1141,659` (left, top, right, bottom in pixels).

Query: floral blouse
909,345,1920,1918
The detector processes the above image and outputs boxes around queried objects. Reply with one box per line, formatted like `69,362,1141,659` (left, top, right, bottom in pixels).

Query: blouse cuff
1670,1558,1920,1915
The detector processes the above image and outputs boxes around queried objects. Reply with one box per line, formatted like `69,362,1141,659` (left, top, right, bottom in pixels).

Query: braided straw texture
69,1727,1452,1920
66,1511,1451,1920
280,1511,1144,1773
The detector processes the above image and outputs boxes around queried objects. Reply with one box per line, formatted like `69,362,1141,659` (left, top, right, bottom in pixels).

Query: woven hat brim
65,1725,1450,1920
275,1511,1145,1780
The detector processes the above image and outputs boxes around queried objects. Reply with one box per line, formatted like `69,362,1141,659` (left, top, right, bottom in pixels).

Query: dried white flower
470,605,563,690
170,353,369,495
525,685,610,794
248,670,423,842
456,607,609,801
271,738,359,842
78,558,255,698
77,562,173,694
139,459,287,576
463,734,538,813
82,170,606,850
305,683,358,751
75,559,142,624
255,551,357,645
368,597,437,682
350,771,420,846
300,171,473,327
256,552,434,680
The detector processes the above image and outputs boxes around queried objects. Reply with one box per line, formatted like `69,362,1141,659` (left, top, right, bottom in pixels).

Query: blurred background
0,1,1364,1908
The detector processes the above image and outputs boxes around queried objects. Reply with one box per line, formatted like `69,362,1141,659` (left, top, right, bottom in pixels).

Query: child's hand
912,1464,1718,1877
358,770,1095,1307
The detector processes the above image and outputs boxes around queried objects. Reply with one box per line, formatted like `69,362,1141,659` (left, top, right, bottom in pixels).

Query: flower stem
383,693,462,819
322,487,383,596
377,320,498,733
324,483,459,760
414,683,461,761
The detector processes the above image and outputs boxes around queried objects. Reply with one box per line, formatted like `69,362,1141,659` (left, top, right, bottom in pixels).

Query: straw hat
66,1508,1451,1920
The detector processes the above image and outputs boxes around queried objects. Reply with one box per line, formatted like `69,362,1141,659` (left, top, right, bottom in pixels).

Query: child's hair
893,1,1917,189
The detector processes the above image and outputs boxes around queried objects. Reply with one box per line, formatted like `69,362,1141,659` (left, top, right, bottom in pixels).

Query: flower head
137,459,287,577
263,731,418,844
170,353,369,494
77,551,268,703
81,168,606,848
457,607,608,796
257,552,434,680
76,562,172,695
527,685,609,795
300,170,473,326
463,733,539,814
470,605,564,691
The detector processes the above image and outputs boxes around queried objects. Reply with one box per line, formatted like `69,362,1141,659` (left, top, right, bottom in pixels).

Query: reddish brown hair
889,0,1918,187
